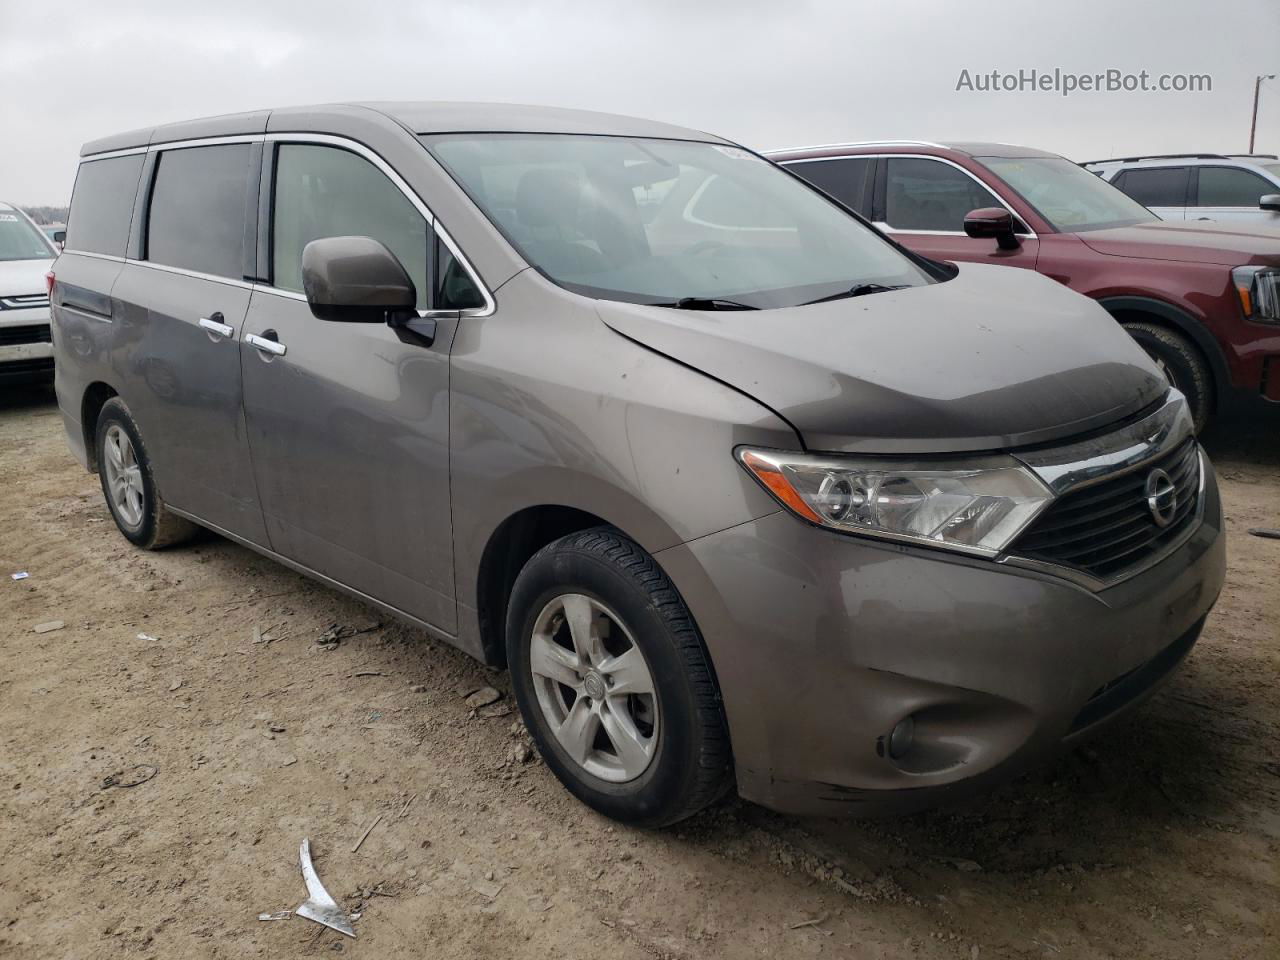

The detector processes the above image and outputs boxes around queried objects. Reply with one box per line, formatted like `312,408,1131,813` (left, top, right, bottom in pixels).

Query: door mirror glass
963,207,1021,249
1260,194,1280,212
301,236,417,323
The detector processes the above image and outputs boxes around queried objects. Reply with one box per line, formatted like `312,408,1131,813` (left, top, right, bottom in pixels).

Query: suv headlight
737,448,1053,556
1233,265,1280,323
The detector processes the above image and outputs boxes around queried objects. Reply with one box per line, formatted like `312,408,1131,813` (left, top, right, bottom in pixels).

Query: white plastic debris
10,571,29,580
296,838,356,938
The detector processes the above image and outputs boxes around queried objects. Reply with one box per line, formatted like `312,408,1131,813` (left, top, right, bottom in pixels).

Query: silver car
51,103,1225,825
0,201,57,383
1086,153,1280,225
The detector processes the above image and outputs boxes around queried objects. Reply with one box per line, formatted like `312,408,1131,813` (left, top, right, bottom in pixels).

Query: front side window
1195,167,1275,207
272,144,428,309
982,157,1159,232
423,134,933,309
786,157,873,215
147,144,250,279
884,158,1004,231
66,154,145,257
0,209,54,262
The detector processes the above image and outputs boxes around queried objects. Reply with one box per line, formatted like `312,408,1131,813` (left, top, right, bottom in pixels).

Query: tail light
45,270,56,298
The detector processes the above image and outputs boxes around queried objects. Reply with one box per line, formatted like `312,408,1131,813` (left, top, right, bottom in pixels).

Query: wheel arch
474,504,618,668
80,381,119,472
1097,295,1230,407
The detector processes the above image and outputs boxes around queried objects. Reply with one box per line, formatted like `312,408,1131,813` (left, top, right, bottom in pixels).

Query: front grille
1012,438,1200,579
0,324,52,346
0,295,50,310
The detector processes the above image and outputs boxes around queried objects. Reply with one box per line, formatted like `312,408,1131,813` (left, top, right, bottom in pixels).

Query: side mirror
53,230,66,246
1260,194,1280,212
301,236,416,324
963,207,1021,250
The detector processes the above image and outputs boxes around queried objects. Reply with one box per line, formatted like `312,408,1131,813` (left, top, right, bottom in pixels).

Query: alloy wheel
528,593,659,782
103,424,145,529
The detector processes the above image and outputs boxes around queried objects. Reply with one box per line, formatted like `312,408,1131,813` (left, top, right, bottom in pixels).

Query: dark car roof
767,140,1064,163
81,102,727,157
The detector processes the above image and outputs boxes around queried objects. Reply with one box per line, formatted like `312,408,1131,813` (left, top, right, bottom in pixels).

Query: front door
878,156,1040,270
111,141,269,544
1190,166,1280,225
240,140,459,634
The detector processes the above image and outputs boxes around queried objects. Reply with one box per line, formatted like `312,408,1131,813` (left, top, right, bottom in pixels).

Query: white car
1085,154,1280,225
0,201,57,384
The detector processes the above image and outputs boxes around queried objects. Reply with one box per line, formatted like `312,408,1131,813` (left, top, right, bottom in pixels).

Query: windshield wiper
653,297,760,311
802,283,908,306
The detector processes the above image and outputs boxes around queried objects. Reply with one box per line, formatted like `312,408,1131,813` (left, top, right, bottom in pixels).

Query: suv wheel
506,528,733,827
95,397,198,549
1122,322,1211,432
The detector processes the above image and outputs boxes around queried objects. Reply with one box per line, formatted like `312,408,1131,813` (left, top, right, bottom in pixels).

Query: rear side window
272,143,429,309
786,158,873,215
1114,166,1188,207
1195,167,1274,207
884,158,1003,231
66,154,144,256
146,144,250,280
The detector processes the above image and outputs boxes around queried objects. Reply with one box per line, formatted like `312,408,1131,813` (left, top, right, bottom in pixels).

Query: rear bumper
656,459,1225,817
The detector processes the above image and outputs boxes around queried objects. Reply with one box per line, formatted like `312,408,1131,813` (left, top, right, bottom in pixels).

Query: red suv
771,141,1280,429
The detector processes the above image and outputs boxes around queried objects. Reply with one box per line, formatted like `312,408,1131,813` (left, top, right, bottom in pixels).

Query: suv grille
0,324,52,346
1012,438,1200,579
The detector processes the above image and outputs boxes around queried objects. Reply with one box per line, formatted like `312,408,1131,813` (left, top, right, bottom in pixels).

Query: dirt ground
0,384,1276,960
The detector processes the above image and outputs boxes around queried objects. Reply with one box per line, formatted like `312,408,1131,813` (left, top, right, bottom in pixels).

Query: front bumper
656,459,1225,816
0,309,54,383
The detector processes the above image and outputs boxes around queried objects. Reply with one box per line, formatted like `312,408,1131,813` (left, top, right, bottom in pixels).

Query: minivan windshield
423,134,934,309
0,210,54,262
981,157,1159,233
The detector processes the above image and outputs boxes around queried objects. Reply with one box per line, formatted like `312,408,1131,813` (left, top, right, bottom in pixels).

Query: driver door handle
245,331,287,357
198,314,235,339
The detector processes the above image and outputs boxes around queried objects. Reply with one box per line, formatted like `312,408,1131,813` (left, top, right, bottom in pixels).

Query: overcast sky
1,0,1276,204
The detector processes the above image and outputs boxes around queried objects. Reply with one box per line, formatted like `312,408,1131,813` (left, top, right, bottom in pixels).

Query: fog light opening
888,715,916,760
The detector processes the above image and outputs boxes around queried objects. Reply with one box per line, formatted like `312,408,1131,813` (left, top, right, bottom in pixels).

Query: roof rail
1228,153,1280,160
1082,153,1228,165
764,139,947,156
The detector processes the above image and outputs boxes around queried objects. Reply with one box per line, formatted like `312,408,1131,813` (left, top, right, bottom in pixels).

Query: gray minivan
51,103,1225,825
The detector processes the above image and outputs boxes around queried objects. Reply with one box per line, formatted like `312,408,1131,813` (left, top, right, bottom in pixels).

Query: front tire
506,528,733,827
1122,322,1212,432
95,397,198,549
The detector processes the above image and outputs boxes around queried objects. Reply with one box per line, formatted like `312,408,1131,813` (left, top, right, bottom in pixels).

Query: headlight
1232,265,1280,323
737,448,1053,556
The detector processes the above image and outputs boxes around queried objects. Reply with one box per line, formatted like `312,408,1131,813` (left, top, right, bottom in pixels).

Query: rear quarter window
146,144,250,280
65,154,145,257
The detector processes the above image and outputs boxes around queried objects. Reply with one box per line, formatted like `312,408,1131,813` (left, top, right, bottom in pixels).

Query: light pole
1251,74,1276,154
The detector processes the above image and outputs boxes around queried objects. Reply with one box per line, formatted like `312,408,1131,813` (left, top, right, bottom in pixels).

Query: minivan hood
1076,220,1280,266
598,263,1166,454
0,257,53,297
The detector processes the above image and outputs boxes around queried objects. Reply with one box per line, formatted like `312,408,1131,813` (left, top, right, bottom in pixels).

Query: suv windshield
982,157,1158,233
0,210,54,262
423,134,933,308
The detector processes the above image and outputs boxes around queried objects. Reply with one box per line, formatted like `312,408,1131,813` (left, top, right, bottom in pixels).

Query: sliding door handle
245,332,287,357
198,314,235,339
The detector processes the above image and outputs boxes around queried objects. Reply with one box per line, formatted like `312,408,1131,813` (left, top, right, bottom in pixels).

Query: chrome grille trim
1000,392,1206,591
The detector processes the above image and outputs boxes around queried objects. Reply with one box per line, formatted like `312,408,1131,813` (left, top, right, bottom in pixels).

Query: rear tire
1122,322,1212,432
506,527,733,827
95,397,198,549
